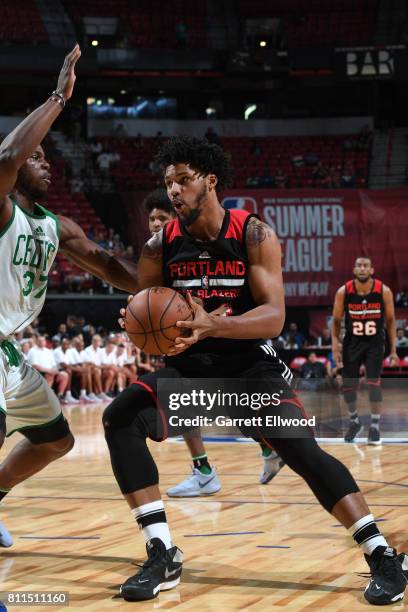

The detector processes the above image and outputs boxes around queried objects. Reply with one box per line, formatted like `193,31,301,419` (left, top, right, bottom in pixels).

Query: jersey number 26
352,321,377,336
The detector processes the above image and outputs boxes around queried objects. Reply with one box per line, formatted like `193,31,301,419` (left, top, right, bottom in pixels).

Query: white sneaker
0,521,13,548
97,392,111,402
86,393,99,402
259,450,285,484
65,392,79,404
166,468,221,497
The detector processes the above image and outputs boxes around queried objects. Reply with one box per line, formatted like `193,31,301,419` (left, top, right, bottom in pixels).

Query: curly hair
143,188,173,214
155,136,233,191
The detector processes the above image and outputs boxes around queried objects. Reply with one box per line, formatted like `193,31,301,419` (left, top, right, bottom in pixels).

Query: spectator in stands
81,334,110,401
396,328,408,348
123,245,135,261
53,323,68,343
250,139,262,156
396,288,408,307
205,127,219,145
299,352,328,391
340,162,356,188
20,338,34,357
66,335,96,402
133,133,144,149
135,347,155,375
175,20,188,48
246,175,261,188
330,165,341,188
284,322,306,349
357,124,373,150
274,168,288,188
27,335,69,403
53,337,79,404
100,339,120,396
312,162,331,188
292,155,304,168
317,327,332,348
116,343,137,392
261,166,274,187
304,151,319,166
113,123,128,140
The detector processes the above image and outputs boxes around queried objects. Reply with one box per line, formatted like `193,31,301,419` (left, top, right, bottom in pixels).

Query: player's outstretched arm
331,286,345,366
383,284,398,363
59,216,163,293
0,45,81,203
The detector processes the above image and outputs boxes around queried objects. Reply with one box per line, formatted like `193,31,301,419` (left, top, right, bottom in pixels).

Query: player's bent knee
43,432,75,458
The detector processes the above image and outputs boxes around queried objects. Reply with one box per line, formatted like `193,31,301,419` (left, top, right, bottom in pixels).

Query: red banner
222,189,408,306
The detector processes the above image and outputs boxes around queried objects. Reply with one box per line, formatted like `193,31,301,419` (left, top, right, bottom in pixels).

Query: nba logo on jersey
222,197,258,213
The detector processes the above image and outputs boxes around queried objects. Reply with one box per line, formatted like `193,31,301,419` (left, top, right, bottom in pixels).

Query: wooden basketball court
0,400,407,610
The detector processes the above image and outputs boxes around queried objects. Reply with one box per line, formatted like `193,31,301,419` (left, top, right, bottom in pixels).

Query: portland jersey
163,208,265,355
0,199,59,339
344,279,385,342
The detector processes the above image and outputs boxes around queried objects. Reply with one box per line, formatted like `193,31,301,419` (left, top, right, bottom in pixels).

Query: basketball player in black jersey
103,138,406,605
332,257,397,444
143,189,284,497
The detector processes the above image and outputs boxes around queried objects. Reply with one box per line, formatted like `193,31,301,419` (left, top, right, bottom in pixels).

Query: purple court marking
257,545,291,549
19,536,101,540
8,495,408,508
184,531,264,537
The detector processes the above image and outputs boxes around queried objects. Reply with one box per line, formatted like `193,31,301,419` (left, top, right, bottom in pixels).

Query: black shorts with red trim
342,336,384,383
120,347,313,443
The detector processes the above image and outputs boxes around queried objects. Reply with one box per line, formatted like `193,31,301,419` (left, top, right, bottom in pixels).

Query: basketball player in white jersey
0,45,139,546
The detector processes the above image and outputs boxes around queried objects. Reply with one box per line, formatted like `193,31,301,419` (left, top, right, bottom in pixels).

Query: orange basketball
124,287,193,355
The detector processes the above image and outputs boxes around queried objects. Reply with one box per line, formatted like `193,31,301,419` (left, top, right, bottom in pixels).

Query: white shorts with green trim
0,349,62,437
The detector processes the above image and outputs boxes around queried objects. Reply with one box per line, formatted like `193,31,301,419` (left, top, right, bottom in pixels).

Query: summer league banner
222,188,408,306
124,187,408,307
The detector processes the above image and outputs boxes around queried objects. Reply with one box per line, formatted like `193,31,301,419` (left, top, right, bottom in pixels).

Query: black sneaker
364,546,407,605
367,426,381,446
120,538,182,601
344,419,363,443
397,552,408,582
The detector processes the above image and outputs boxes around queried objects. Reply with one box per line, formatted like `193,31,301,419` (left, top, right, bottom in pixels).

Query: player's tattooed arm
246,217,273,248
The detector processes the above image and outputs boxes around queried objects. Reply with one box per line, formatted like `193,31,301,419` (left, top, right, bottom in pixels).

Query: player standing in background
0,45,141,547
332,257,398,444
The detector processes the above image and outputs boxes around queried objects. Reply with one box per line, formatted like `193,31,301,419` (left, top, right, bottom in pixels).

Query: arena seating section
0,0,377,49
239,0,378,47
107,134,370,190
63,0,206,49
0,1,48,44
45,151,106,292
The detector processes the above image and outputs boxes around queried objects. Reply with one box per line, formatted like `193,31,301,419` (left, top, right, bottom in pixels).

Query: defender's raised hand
56,44,81,101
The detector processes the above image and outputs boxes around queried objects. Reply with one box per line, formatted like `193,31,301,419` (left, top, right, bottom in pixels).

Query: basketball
124,287,194,355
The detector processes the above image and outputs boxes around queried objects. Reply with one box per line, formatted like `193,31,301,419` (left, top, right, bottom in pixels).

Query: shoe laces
361,553,399,582
135,543,164,574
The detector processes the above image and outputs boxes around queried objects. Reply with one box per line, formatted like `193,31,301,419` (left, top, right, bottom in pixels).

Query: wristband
50,90,66,108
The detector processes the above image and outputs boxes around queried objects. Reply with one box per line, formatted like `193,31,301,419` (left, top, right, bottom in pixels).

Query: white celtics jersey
0,199,59,339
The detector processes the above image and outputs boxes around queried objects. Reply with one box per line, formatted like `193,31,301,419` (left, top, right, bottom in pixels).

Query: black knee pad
368,382,382,402
21,414,71,445
271,438,360,513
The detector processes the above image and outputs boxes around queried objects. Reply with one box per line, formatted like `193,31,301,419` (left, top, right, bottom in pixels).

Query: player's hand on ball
56,44,81,101
167,292,218,355
118,294,134,330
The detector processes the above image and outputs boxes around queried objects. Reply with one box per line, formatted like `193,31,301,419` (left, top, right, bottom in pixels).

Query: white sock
348,513,388,556
131,500,172,550
80,389,87,397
